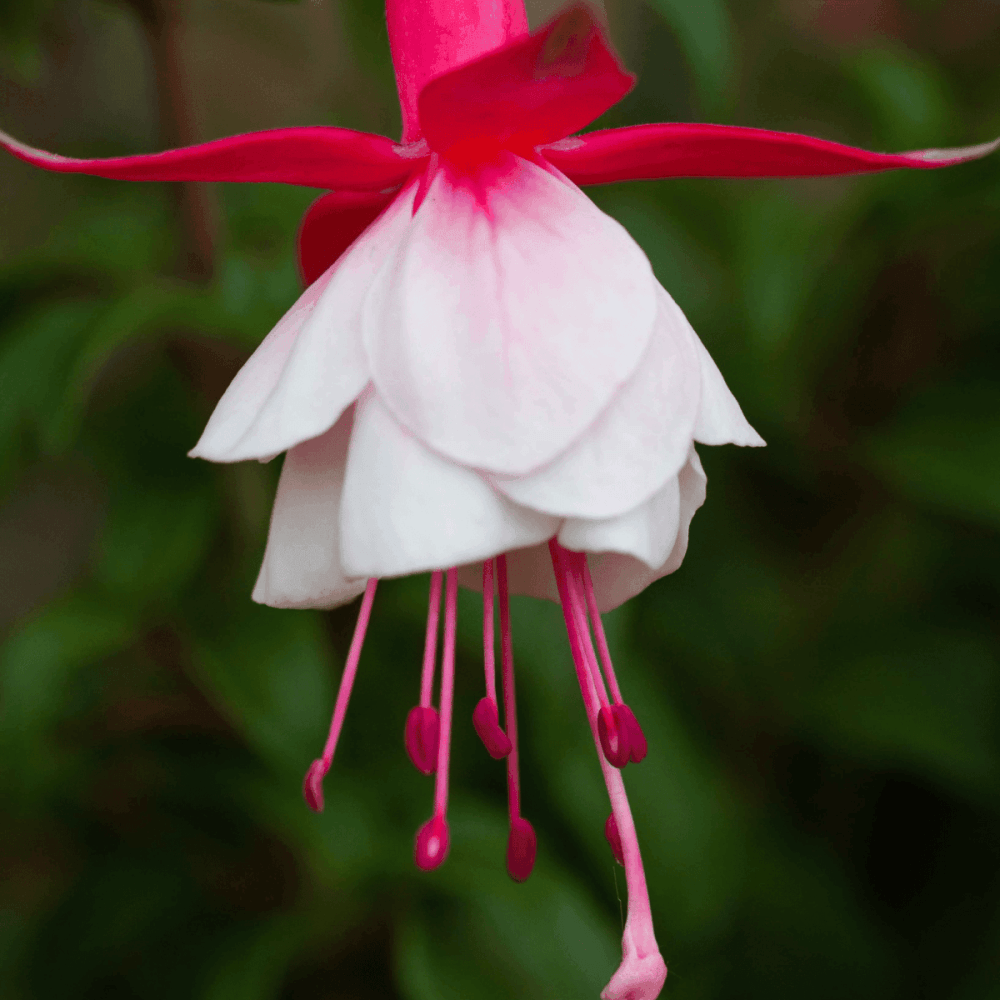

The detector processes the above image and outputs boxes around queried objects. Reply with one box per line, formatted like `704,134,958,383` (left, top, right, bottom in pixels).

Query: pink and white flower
4,3,996,997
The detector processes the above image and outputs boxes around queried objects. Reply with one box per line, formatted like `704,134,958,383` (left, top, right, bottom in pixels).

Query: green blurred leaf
191,605,334,775
865,382,1000,532
806,629,999,797
0,596,134,738
844,47,951,149
94,484,216,603
644,0,735,112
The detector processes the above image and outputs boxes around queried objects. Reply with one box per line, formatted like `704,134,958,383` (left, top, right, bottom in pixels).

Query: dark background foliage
1,0,999,998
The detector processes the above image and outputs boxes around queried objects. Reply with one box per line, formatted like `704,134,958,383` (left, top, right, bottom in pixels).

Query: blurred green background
1,0,999,997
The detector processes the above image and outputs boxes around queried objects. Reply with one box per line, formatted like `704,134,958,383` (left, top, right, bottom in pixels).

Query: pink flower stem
433,568,458,818
549,541,667,1000
303,578,378,812
420,570,443,707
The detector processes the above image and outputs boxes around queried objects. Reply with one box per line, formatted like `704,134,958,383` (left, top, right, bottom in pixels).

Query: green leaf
0,597,134,736
644,0,736,112
191,605,335,776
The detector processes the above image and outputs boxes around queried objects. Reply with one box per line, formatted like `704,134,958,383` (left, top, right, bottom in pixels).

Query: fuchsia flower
4,2,997,997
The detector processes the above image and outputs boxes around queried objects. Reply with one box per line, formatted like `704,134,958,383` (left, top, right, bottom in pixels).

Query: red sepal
543,123,1000,186
418,4,633,156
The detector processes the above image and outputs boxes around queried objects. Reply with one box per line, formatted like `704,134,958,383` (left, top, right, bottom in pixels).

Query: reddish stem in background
129,0,217,280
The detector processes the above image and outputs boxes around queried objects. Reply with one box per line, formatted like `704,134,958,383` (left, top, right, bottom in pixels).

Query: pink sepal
507,817,537,882
0,125,412,189
543,122,1000,186
405,705,441,775
297,189,397,287
472,697,513,759
387,0,529,143
604,813,624,865
303,758,329,813
415,814,450,871
418,4,633,155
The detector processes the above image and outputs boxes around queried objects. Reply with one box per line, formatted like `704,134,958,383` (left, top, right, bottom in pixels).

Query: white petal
363,154,657,475
340,390,559,580
464,448,707,613
557,476,681,569
191,186,416,463
586,448,707,612
691,322,765,447
252,410,368,610
189,263,335,462
491,284,701,518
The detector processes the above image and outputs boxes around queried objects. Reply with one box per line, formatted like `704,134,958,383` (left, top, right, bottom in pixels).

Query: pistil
549,541,667,1000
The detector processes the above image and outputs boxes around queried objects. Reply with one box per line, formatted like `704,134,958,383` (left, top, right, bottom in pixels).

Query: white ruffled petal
363,154,657,475
340,390,560,580
692,329,765,448
252,410,368,610
192,187,415,463
460,448,707,612
491,284,701,518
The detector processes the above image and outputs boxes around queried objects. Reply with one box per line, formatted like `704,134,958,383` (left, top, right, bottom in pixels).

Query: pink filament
435,567,458,819
483,560,497,700
565,558,612,710
303,578,378,812
474,559,512,759
421,570,443,706
580,559,624,705
415,568,458,872
498,554,536,881
549,541,667,1000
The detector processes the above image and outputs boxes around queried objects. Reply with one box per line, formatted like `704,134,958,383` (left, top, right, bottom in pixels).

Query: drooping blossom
3,3,996,998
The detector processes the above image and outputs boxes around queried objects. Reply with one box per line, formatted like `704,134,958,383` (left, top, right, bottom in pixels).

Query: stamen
498,554,536,882
562,557,630,769
414,567,457,871
473,559,513,759
578,555,648,767
303,578,378,812
549,540,667,1000
405,571,443,774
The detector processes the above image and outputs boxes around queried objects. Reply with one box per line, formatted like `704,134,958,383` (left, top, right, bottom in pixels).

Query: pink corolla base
4,1,997,997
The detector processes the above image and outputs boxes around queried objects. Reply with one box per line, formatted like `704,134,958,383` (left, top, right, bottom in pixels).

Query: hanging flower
3,2,996,998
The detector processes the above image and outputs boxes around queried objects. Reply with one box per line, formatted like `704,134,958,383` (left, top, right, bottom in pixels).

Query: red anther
617,703,648,764
472,696,513,759
598,704,631,768
604,812,624,865
506,816,537,882
303,758,329,813
405,705,440,775
414,813,450,871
